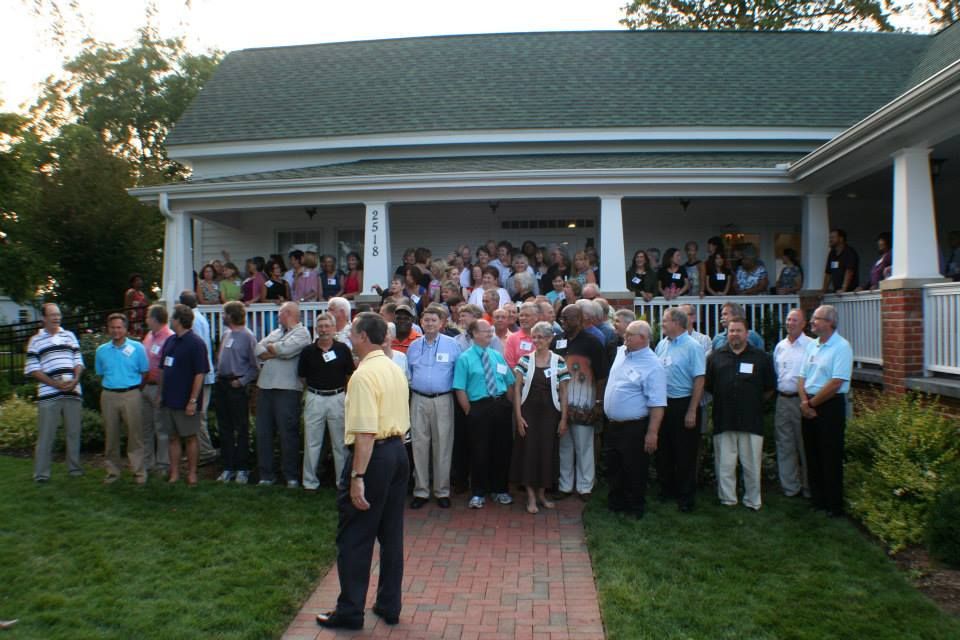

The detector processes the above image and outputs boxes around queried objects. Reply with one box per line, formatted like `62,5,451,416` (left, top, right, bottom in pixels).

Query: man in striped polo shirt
25,304,85,483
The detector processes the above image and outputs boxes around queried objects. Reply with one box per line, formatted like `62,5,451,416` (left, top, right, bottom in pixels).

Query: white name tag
224,339,233,349
555,339,568,349
544,368,553,378
122,345,134,357
739,362,754,375
60,372,74,382
150,344,160,355
265,280,274,288
496,363,508,375
327,277,337,285
411,294,420,304
716,273,726,281
631,276,641,285
830,261,839,269
520,341,532,351
213,283,219,290
626,367,640,382
322,350,337,363
163,356,174,367
436,352,449,363
672,272,681,280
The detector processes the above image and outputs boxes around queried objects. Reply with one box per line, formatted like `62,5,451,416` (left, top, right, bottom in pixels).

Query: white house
131,27,960,395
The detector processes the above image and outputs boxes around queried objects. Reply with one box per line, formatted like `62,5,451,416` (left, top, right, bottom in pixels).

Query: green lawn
0,455,337,639
585,488,960,640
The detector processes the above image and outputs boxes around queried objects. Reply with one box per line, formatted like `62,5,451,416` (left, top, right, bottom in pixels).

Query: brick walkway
282,497,605,640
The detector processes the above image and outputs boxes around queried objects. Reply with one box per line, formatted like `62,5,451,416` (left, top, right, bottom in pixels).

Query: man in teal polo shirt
798,305,853,517
95,313,150,484
453,319,516,509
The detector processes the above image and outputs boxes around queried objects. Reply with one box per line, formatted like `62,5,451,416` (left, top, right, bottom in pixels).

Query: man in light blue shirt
95,313,150,484
798,305,853,517
407,306,462,509
654,307,706,512
453,319,516,508
602,320,666,519
180,290,218,464
712,302,765,351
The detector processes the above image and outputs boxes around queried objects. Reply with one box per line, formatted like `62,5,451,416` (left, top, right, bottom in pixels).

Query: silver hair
664,307,688,330
818,305,839,328
628,320,652,339
327,296,350,315
531,321,555,338
513,271,535,292
615,308,636,324
575,299,603,321
519,301,540,314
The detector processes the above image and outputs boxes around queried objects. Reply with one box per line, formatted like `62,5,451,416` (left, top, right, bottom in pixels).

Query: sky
0,0,938,113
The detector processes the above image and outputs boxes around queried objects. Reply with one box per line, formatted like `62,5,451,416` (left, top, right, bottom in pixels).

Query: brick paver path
283,498,605,640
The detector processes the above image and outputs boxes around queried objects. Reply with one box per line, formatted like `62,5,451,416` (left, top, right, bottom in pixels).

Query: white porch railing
198,302,328,345
633,295,799,346
924,282,960,376
823,291,883,367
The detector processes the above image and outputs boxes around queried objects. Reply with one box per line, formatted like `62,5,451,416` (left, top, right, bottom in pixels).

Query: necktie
481,349,498,397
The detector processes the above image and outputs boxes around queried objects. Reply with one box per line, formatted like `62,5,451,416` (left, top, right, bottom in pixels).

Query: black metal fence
0,306,135,388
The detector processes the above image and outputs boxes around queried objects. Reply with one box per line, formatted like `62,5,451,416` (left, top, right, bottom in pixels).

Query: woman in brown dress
511,321,570,514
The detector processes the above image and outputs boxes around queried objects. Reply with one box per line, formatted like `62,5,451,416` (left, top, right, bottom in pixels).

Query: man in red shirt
141,304,173,477
391,305,422,354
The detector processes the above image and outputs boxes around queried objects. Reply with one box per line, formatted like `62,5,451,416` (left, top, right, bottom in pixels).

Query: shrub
845,392,960,552
0,394,105,452
79,332,109,411
927,471,960,567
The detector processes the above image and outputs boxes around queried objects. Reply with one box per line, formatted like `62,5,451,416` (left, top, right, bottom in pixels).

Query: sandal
526,503,539,514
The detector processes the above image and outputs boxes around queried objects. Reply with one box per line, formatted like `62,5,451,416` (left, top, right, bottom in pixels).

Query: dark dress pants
255,388,302,483
802,394,846,514
335,438,409,623
656,396,701,508
451,401,469,490
214,379,249,471
467,396,513,497
604,418,650,516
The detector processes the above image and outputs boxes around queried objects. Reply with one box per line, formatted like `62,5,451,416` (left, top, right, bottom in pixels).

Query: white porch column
362,202,392,297
161,210,193,313
599,195,628,294
801,194,830,290
890,147,941,280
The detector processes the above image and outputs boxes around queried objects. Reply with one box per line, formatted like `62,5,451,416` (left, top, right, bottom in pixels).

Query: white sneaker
495,492,513,505
235,471,249,485
216,471,235,483
468,496,485,509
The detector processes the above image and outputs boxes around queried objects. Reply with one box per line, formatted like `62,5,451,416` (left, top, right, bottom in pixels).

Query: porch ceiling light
679,198,691,213
567,222,576,228
305,207,317,220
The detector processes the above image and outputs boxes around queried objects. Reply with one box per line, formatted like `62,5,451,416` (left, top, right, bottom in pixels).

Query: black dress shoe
678,503,694,513
437,497,451,508
315,610,363,630
372,604,400,625
410,497,429,509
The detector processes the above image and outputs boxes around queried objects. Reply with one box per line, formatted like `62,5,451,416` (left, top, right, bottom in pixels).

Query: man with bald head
773,309,813,498
255,302,312,487
552,304,608,500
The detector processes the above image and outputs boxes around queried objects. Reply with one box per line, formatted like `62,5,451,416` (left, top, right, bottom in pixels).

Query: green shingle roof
166,30,937,147
187,153,801,184
905,21,960,89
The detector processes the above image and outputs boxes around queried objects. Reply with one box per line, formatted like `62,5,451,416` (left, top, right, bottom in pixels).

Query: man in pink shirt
141,304,174,476
292,254,319,302
504,301,539,368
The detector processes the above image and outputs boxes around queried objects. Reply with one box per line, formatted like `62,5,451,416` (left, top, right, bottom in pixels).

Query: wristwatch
350,470,365,480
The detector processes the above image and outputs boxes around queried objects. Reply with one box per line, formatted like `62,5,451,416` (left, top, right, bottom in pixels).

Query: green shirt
220,279,242,301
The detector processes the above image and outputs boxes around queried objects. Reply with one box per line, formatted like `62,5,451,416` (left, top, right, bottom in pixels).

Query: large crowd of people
28,241,855,519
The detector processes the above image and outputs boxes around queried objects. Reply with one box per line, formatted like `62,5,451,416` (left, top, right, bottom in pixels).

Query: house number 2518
370,209,379,256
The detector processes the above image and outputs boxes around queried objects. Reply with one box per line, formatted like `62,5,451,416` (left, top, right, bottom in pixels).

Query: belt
104,385,141,393
412,389,452,398
608,417,649,426
307,386,345,396
778,392,799,398
218,375,239,381
144,381,158,386
473,393,505,403
347,435,402,450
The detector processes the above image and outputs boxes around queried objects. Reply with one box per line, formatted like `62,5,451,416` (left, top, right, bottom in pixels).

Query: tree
620,0,895,31
29,27,221,185
924,0,960,27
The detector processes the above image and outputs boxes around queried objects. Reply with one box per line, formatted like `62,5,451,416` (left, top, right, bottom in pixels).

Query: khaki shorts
161,407,201,438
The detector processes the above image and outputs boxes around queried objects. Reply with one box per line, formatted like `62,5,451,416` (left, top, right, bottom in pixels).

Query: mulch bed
894,547,960,617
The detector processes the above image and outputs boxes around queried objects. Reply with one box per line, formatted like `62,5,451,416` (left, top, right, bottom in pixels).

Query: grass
0,455,338,639
584,487,960,640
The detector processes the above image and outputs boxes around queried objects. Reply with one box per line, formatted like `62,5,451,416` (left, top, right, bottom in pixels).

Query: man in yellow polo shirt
316,312,410,631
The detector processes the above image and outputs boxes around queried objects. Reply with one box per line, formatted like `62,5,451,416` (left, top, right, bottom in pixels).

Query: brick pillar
880,287,925,394
798,290,824,322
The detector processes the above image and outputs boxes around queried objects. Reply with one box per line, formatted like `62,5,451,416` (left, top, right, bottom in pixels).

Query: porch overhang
788,60,960,192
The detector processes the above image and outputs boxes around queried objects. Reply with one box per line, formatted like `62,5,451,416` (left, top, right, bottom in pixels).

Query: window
337,229,363,269
277,230,322,258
